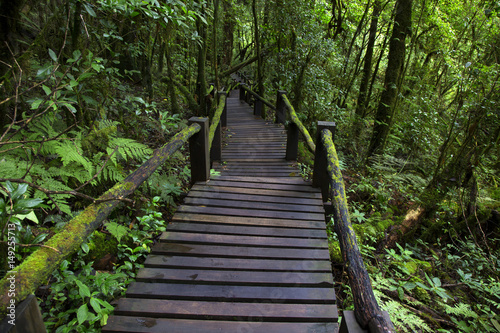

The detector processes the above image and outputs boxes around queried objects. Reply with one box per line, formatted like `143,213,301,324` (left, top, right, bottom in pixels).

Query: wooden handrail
320,128,395,333
208,93,227,149
280,93,316,153
208,92,227,162
0,121,208,315
238,83,277,111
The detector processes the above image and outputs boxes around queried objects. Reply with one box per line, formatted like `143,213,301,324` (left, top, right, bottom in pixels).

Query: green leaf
48,48,58,62
31,98,44,110
42,85,52,96
11,183,28,200
83,3,97,17
16,211,39,224
81,243,89,254
89,297,102,314
75,279,91,298
77,304,89,324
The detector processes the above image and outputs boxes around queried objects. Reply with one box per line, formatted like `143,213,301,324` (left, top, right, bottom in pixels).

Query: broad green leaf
75,279,91,298
31,99,43,110
77,304,89,324
81,243,89,254
42,85,52,96
83,3,97,17
15,211,39,224
89,297,102,314
48,48,58,62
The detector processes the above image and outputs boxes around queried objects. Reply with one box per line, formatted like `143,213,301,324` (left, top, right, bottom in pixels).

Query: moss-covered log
321,129,395,333
208,94,226,148
282,95,316,153
0,124,201,315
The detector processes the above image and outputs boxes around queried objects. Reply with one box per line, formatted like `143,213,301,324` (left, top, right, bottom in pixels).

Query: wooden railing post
189,117,210,184
275,90,287,124
254,98,263,118
286,122,299,161
239,84,246,101
0,295,46,333
210,93,226,162
313,121,336,201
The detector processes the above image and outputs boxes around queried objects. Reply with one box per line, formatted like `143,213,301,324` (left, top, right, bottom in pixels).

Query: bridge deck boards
103,92,338,332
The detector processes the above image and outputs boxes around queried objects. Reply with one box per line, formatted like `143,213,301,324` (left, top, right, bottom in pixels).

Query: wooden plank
191,185,320,199
136,268,334,287
177,206,325,221
186,191,322,207
126,282,336,303
112,299,338,322
183,197,324,213
213,175,310,185
152,243,331,260
144,255,332,271
159,231,328,249
204,180,319,192
104,316,338,333
166,222,327,238
172,212,327,229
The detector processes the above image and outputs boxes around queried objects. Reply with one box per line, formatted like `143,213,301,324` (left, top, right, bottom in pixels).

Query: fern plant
0,113,152,216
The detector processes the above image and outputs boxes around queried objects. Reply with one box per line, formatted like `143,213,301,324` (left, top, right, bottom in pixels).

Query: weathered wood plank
104,316,338,333
177,205,325,221
187,190,322,206
172,213,327,229
152,243,331,260
203,180,319,192
159,231,328,248
136,268,334,287
144,255,331,271
126,283,336,303
183,197,324,213
112,299,338,322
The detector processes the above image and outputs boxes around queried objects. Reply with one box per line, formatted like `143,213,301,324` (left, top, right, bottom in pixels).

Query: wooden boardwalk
103,93,339,332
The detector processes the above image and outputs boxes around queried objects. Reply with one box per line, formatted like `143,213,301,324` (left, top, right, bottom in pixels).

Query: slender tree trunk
222,0,234,67
213,0,220,91
366,0,412,158
252,0,264,96
196,1,208,116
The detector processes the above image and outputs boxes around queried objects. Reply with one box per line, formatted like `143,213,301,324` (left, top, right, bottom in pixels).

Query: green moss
329,241,343,263
88,231,118,259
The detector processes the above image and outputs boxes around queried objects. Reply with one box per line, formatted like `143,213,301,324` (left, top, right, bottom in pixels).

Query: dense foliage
0,0,499,331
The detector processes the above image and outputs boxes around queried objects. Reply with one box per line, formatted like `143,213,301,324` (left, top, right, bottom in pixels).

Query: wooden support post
254,98,263,117
313,121,336,201
239,84,246,101
0,295,46,333
189,117,210,184
275,90,287,124
286,122,299,161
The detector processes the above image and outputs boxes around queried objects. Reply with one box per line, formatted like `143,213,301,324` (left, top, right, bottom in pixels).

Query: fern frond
0,157,27,178
443,303,478,318
34,177,73,215
109,137,152,162
54,140,93,176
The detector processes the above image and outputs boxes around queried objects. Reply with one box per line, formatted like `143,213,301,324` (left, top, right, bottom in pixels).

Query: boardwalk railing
238,83,276,119
0,95,227,329
238,83,395,332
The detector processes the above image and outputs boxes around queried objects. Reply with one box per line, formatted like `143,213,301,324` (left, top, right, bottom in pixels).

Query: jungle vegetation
0,0,499,331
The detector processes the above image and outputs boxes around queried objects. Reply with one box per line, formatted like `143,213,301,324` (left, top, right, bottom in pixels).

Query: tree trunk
196,1,208,116
213,0,220,91
252,0,264,96
222,0,234,67
353,1,381,139
366,0,412,158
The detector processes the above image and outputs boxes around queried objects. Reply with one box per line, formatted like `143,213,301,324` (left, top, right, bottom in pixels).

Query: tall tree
252,0,264,96
366,0,412,158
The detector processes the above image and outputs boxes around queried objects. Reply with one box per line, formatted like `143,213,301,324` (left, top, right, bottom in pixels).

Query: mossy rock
88,231,119,260
329,242,343,263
